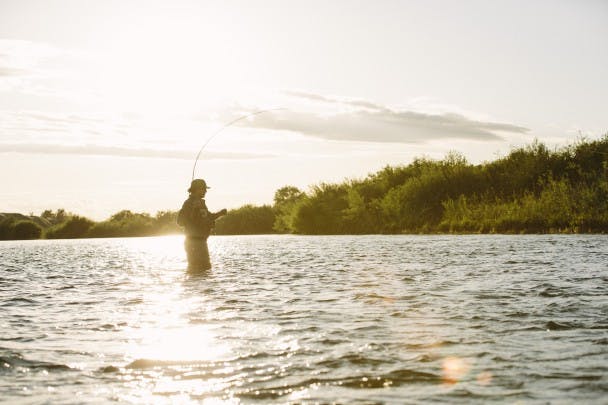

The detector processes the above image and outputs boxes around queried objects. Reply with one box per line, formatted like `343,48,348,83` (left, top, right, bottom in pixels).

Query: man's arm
211,209,228,221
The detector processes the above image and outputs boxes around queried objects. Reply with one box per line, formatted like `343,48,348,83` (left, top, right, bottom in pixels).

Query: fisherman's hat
188,179,210,192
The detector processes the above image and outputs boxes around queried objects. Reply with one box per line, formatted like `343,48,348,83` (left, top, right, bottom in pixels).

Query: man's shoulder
184,196,199,204
183,197,206,209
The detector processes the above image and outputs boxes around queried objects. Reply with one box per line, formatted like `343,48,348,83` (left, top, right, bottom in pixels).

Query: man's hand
218,208,228,216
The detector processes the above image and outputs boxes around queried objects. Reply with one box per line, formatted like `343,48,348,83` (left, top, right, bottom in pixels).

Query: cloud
0,39,97,101
234,91,529,144
0,39,62,76
0,110,273,160
0,110,114,143
283,90,389,111
0,143,273,160
0,67,28,77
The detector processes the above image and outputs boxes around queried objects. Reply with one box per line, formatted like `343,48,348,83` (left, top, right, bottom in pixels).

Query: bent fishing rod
191,108,285,181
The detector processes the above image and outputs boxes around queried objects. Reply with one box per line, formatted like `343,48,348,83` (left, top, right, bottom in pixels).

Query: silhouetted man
178,179,227,271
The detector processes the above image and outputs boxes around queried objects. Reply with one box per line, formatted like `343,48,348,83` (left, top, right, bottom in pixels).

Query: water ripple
0,235,606,403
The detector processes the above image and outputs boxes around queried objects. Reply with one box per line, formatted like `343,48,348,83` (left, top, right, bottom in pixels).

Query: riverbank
2,136,607,240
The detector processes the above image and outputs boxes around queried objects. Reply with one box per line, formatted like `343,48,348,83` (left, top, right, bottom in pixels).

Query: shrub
45,216,94,239
12,221,42,240
215,205,275,235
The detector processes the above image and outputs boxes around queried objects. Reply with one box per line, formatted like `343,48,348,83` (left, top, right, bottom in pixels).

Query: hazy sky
1,0,607,219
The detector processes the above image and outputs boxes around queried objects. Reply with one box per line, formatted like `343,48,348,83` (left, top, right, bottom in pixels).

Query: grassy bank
2,136,607,240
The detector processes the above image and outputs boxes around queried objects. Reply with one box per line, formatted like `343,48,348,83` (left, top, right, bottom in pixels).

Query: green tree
45,216,94,239
484,140,555,198
0,217,16,240
341,186,382,234
291,183,349,234
154,210,180,234
273,186,305,233
41,209,68,225
87,210,155,237
215,205,275,235
12,221,42,240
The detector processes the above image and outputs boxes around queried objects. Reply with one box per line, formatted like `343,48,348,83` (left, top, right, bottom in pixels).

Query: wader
184,236,211,271
179,194,223,271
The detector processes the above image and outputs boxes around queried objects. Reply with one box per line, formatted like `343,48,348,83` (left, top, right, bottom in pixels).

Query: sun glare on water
127,324,229,364
102,236,240,401
115,237,228,362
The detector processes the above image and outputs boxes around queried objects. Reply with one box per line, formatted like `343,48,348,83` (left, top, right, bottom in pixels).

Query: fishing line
191,108,285,181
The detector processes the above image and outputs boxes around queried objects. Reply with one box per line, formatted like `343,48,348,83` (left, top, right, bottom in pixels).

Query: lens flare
442,356,471,385
476,371,493,386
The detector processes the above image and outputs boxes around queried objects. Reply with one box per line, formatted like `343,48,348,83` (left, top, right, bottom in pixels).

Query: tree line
0,209,181,240
1,136,607,240
273,136,608,234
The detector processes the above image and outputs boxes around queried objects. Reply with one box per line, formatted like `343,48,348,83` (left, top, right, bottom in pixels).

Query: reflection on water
0,235,607,403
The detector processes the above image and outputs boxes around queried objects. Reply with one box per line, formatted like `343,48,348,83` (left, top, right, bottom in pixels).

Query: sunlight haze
1,0,606,219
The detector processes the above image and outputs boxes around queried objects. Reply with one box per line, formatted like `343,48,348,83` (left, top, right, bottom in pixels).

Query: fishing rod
191,108,285,181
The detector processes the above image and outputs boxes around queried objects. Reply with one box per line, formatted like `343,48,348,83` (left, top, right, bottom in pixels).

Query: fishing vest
178,197,214,238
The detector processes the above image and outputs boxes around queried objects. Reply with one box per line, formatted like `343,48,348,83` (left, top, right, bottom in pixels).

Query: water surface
1,235,607,403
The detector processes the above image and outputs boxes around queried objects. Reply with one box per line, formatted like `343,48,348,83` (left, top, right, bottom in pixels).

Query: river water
0,235,607,404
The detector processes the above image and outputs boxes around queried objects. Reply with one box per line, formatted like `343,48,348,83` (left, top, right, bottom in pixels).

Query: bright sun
92,11,247,115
